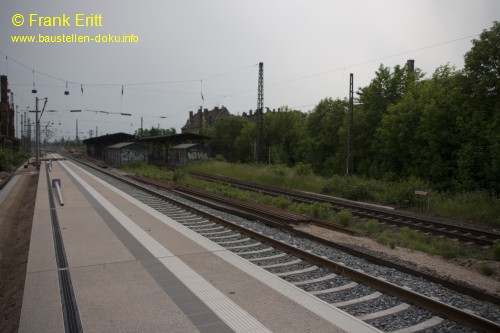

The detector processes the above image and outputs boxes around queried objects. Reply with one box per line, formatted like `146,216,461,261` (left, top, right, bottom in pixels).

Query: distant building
181,106,230,134
105,142,148,167
83,132,136,161
168,143,209,167
241,107,280,121
0,75,19,149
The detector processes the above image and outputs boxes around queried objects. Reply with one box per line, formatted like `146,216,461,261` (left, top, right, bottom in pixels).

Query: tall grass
185,161,325,193
121,161,175,183
336,209,353,227
121,160,498,261
431,191,500,226
0,148,27,172
185,161,499,226
377,227,464,259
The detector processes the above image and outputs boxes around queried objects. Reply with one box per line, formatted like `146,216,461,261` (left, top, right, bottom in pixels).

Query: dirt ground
0,167,37,333
296,224,500,298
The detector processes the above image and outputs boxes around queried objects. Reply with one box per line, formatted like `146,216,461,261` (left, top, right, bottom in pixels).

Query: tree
411,65,462,188
264,108,306,165
233,121,256,163
135,126,176,137
304,98,347,176
356,62,424,176
373,90,422,177
463,21,500,101
207,116,249,162
457,21,500,191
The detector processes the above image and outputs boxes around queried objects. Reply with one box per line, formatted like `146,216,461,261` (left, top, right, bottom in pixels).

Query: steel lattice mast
256,62,264,162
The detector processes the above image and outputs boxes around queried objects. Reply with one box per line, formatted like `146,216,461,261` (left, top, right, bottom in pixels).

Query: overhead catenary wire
0,32,481,131
0,34,478,93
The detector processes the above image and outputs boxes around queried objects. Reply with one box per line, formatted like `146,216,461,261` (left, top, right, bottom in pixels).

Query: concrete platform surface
19,155,382,333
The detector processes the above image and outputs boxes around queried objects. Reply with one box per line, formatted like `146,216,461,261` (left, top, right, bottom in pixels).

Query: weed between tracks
120,161,499,272
122,161,175,182
185,161,500,227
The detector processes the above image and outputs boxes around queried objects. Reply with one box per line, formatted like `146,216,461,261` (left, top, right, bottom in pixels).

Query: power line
1,32,476,95
0,32,481,128
266,34,479,89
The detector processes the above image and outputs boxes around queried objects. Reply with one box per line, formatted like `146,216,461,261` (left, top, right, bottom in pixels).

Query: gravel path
295,224,500,297
0,168,37,333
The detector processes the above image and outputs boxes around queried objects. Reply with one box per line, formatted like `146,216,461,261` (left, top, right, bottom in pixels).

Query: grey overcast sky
1,0,498,140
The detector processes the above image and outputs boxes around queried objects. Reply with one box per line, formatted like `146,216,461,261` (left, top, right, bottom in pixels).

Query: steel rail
128,174,355,234
174,186,356,235
172,193,500,332
189,171,500,246
177,187,311,223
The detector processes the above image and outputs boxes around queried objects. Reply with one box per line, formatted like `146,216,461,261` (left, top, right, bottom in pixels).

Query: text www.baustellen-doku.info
10,13,139,44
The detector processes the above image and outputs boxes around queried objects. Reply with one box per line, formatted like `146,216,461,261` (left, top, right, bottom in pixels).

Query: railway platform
19,156,381,333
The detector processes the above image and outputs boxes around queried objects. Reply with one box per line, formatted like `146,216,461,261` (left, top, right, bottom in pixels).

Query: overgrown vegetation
376,227,464,259
204,22,500,212
0,148,27,172
336,209,353,227
121,161,500,262
184,176,336,222
377,233,396,250
185,161,499,226
360,219,380,235
493,243,500,261
480,262,494,276
121,160,175,183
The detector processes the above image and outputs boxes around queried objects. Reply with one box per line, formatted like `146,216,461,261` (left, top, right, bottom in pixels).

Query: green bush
365,219,380,234
294,162,313,176
493,243,500,261
0,148,26,172
373,176,430,207
320,175,380,201
0,149,13,172
173,169,186,183
310,202,331,219
295,203,311,215
430,238,462,259
214,154,226,162
336,209,353,227
270,164,288,177
480,262,494,276
377,233,396,249
270,196,292,210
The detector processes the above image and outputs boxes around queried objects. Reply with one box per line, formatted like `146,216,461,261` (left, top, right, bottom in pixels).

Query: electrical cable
0,32,481,132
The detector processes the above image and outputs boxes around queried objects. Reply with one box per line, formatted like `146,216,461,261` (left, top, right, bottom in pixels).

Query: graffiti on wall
187,149,208,161
121,149,146,163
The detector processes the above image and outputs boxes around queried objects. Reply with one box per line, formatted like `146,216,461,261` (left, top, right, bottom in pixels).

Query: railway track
59,154,500,332
188,171,500,247
171,185,356,235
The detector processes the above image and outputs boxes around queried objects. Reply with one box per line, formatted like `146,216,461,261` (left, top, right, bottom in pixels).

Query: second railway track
188,171,500,247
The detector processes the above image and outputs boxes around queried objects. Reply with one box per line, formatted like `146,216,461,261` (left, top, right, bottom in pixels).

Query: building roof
136,132,209,144
171,143,201,149
83,132,135,145
106,142,143,149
